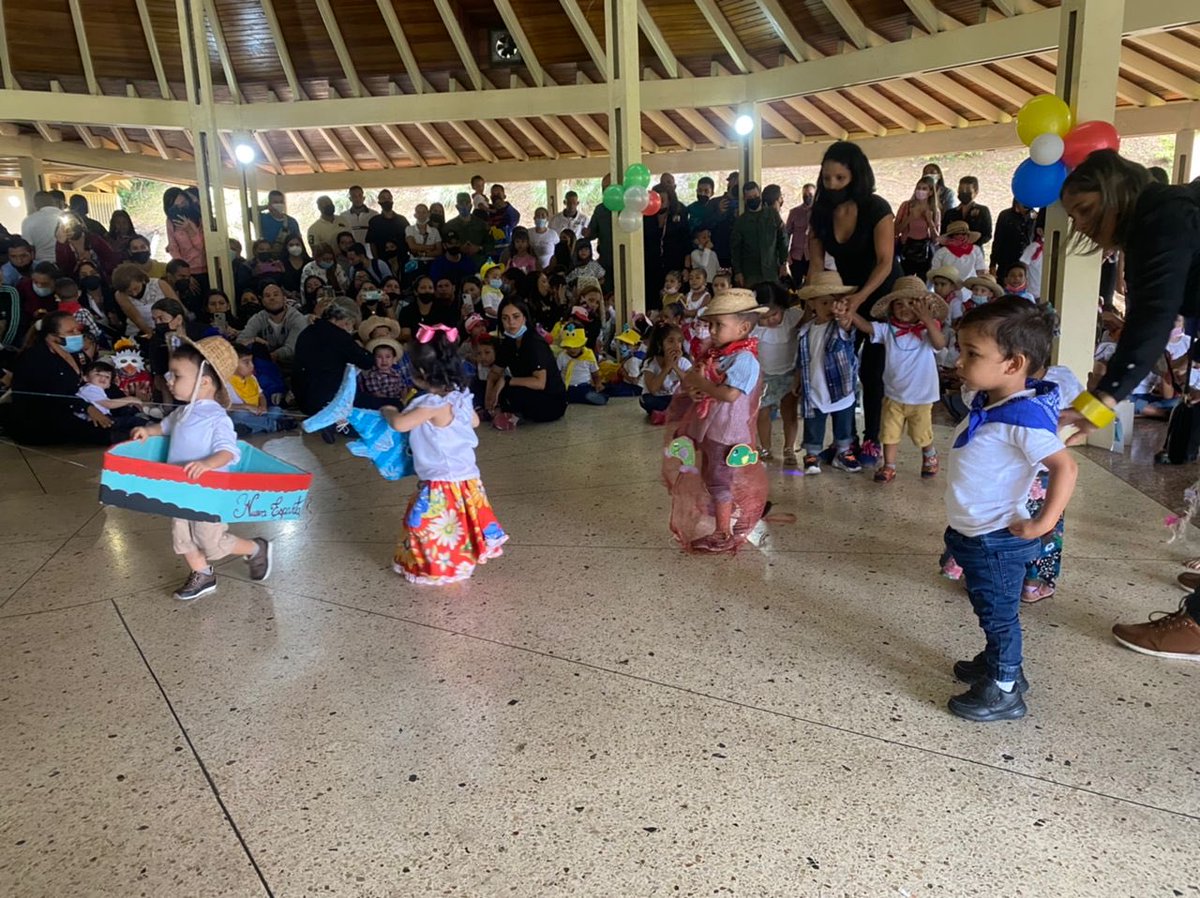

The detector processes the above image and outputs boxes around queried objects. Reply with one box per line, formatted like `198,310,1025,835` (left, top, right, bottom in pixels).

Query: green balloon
603,183,626,212
625,163,652,188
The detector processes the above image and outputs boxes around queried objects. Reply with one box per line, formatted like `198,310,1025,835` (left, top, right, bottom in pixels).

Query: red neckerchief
890,318,940,339
696,337,758,419
1031,239,1044,260
945,241,975,258
57,300,82,314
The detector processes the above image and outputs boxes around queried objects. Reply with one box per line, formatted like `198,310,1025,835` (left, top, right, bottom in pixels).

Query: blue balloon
1011,158,1068,209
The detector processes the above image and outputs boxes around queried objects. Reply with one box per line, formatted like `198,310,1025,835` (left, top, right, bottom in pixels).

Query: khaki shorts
172,518,242,561
881,398,934,448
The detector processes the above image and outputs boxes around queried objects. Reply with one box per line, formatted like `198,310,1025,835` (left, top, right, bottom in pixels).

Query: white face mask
270,202,285,213
535,218,548,229
914,190,930,200
288,245,303,257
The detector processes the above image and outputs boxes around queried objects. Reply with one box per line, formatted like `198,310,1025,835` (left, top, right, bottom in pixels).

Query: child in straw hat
130,337,272,602
751,283,804,464
930,220,987,295
672,288,768,553
793,271,861,475
846,276,948,483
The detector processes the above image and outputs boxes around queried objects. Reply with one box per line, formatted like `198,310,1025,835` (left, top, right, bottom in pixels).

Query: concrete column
604,0,645,318
1174,129,1198,184
18,156,44,215
1045,0,1125,382
739,104,763,215
176,0,235,295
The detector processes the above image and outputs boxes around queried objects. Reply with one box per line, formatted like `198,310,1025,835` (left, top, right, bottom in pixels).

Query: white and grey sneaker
174,569,217,601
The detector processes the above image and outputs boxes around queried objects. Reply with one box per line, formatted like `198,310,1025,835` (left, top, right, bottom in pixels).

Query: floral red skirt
394,479,508,586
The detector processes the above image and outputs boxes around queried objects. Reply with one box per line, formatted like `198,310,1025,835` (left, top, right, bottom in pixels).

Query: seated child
558,324,607,406
469,335,495,411
358,338,409,410
573,279,605,352
688,227,719,282
229,344,292,434
76,360,145,420
673,288,767,554
752,283,804,463
928,266,963,319
793,272,861,474
640,322,692,424
1004,261,1036,302
943,298,1077,721
683,267,710,320
961,275,1004,317
661,271,683,310
662,302,684,328
604,326,645,397
846,276,948,482
1126,314,1189,418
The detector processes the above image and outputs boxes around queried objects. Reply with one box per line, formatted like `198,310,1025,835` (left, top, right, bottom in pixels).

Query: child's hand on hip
1009,518,1049,540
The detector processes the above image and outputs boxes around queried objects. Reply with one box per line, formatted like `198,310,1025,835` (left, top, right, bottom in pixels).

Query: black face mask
154,322,172,335
175,279,192,292
81,275,102,291
958,192,974,204
379,201,394,212
695,195,711,206
745,198,762,211
416,291,434,302
446,246,461,257
257,252,273,262
130,251,151,264
821,186,850,206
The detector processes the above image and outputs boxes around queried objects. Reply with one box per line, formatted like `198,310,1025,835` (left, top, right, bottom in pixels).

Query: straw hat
942,220,981,244
358,315,401,343
796,270,857,301
699,288,767,319
963,275,1004,298
870,276,949,321
559,323,588,349
182,335,237,408
927,265,963,287
366,337,403,356
575,275,603,296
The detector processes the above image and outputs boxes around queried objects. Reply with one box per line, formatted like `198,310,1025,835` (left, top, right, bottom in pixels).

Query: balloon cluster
602,163,663,233
1011,94,1120,208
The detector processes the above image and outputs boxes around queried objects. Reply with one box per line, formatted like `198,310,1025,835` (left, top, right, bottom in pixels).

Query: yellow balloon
1016,94,1074,146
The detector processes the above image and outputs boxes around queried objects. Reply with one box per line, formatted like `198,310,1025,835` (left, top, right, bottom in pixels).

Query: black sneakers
174,569,217,601
247,538,272,582
953,652,1030,694
948,679,1027,721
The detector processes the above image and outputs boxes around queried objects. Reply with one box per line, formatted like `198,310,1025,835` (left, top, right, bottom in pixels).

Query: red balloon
1061,120,1120,169
642,189,663,216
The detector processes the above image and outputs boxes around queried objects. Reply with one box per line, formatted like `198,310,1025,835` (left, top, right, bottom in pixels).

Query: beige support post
1174,129,1198,184
545,179,559,217
740,104,763,214
18,156,43,214
1045,0,1124,382
175,0,235,295
605,0,645,319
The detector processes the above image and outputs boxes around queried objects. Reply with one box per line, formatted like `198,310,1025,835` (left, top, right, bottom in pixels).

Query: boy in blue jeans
944,297,1077,721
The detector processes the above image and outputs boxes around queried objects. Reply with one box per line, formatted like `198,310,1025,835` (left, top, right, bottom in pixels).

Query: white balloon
1029,132,1065,166
617,208,642,233
624,185,649,213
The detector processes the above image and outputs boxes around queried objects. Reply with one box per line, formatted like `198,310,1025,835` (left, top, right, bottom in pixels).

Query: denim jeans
944,526,1041,682
230,406,290,434
802,405,855,455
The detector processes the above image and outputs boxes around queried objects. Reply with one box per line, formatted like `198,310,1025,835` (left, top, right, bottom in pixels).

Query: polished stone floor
1,404,1198,898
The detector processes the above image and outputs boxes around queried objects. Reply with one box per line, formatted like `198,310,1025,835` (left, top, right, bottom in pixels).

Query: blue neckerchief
953,378,1060,449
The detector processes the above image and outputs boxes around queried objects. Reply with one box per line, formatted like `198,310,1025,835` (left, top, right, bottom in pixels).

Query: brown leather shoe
1112,600,1200,661
1177,571,1200,593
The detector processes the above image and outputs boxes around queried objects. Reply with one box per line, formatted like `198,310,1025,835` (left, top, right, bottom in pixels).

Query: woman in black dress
807,141,902,463
485,299,567,430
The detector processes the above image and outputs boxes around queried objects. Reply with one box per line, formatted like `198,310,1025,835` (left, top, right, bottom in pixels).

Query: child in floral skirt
382,324,507,585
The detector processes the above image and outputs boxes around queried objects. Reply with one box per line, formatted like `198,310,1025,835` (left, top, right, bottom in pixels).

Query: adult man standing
307,196,351,253
259,190,301,253
69,195,108,239
549,190,589,239
784,183,816,284
711,172,740,269
344,185,375,247
730,181,787,287
990,197,1036,280
445,193,493,265
687,177,716,233
488,184,520,255
20,192,63,263
366,190,411,272
585,175,614,289
941,176,993,247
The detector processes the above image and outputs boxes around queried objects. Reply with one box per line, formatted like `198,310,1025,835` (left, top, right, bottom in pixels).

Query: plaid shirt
796,320,858,418
359,367,406,399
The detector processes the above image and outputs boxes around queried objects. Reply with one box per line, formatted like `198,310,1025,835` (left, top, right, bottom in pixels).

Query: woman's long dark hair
407,330,470,393
1060,149,1153,253
810,140,877,244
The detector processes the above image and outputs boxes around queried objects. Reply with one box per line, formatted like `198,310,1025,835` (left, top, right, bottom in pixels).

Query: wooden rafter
317,128,360,171
134,0,171,98
0,0,16,90
558,0,607,78
637,3,679,79
959,64,1034,110
817,0,871,50
394,123,442,166
843,84,924,132
66,0,99,95
992,0,1016,15
692,0,753,73
915,71,1009,121
433,0,483,91
642,68,727,146
754,0,820,62
375,0,423,93
1128,32,1200,72
493,0,545,87
313,0,365,97
75,125,101,150
203,0,242,103
502,75,561,158
1120,46,1199,99
286,131,323,172
127,83,172,160
253,130,285,175
329,85,394,168
478,119,528,161
260,0,306,100
883,79,968,129
900,0,942,35
777,96,843,140
817,90,887,137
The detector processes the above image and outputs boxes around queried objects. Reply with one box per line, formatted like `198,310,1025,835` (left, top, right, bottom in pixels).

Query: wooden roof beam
1120,46,1200,99
509,74,581,156
203,0,242,103
777,96,843,140
496,75,558,157
329,84,396,168
253,130,285,175
260,0,306,100
913,71,1009,122
817,90,888,136
316,129,359,171
493,0,545,87
882,80,968,129
449,121,498,163
991,0,1016,15
816,0,871,50
313,0,365,97
558,0,607,78
134,0,171,98
754,0,820,62
286,130,323,173
843,84,924,132
66,0,99,96
637,3,679,79
1129,32,1200,71
407,124,453,165
692,0,754,73
433,0,483,91
126,83,172,159
375,0,424,93
643,68,728,146
899,0,943,35
0,0,16,90
958,64,1034,110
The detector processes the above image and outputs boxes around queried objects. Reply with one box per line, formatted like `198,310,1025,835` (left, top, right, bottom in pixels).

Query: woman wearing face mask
547,229,577,275
107,210,136,257
3,311,122,445
75,260,120,338
279,236,311,294
396,275,457,341
527,208,559,271
300,276,327,315
300,242,350,294
921,162,957,217
56,212,121,281
147,297,207,397
894,177,941,279
163,187,209,294
527,271,559,331
485,298,568,430
808,140,903,467
126,234,168,280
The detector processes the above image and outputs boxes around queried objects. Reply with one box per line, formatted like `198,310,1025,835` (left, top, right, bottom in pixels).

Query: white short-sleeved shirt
405,390,480,482
643,356,692,396
753,307,804,376
870,321,940,405
77,383,111,417
690,248,718,282
161,400,240,471
557,351,599,388
946,389,1065,537
528,228,559,269
406,224,441,260
1019,242,1044,300
930,245,985,302
804,321,856,414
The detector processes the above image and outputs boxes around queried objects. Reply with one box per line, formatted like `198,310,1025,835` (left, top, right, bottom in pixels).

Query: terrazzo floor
1,403,1198,898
